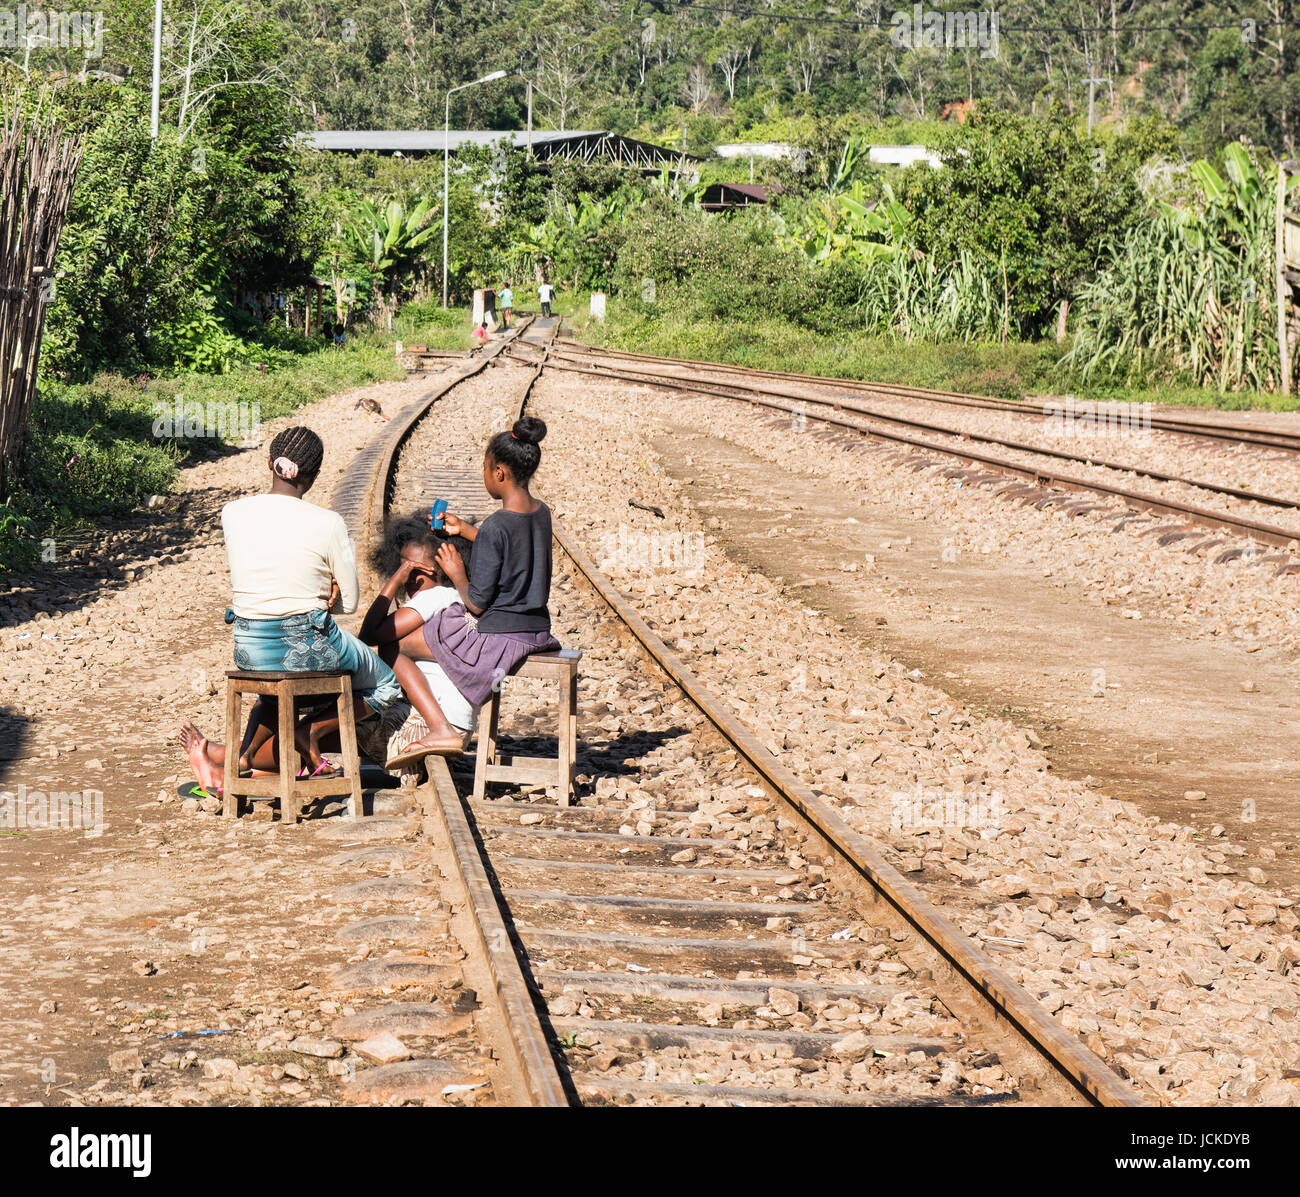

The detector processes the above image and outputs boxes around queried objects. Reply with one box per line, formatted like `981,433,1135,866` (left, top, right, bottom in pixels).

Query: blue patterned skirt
226,608,400,713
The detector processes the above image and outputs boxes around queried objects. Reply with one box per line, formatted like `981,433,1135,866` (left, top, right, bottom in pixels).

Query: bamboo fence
0,98,82,500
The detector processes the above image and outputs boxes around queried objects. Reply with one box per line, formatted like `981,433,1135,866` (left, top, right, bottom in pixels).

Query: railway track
348,318,1143,1107
554,336,1300,456
520,340,1300,559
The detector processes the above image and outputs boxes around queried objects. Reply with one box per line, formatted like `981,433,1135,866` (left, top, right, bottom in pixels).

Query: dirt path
0,374,495,1107
653,430,1300,895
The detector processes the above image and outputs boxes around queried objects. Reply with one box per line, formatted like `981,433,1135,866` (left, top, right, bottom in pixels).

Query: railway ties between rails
513,340,1300,570
552,337,1300,456
357,320,1142,1107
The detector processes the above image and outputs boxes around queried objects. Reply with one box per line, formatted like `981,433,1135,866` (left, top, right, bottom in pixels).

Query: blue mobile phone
430,499,448,530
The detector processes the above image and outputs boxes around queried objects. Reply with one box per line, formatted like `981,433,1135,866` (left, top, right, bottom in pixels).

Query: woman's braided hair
268,426,324,483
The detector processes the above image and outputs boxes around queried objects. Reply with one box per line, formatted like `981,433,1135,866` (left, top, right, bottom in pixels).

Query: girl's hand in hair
435,541,468,588
441,512,476,541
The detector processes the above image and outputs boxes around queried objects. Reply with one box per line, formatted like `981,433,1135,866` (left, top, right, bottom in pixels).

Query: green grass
153,339,406,425
0,339,407,574
389,299,475,351
568,305,1300,411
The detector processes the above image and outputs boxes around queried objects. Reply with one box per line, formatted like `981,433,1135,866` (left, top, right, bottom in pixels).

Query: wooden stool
472,650,581,806
223,670,364,824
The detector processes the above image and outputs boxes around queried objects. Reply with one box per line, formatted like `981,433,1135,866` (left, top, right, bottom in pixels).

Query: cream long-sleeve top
221,493,360,619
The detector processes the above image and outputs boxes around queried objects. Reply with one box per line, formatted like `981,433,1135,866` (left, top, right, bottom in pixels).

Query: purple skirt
424,604,560,707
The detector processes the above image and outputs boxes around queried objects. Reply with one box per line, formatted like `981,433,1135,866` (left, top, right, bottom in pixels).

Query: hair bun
512,416,547,445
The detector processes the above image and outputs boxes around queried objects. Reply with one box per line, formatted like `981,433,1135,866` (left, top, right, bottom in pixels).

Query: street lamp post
443,70,507,309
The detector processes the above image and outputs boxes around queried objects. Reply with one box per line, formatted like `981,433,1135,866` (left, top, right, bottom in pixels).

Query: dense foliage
6,0,1300,572
253,1,1300,161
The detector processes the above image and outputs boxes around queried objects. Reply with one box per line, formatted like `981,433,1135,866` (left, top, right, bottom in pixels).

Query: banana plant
796,181,910,263
1068,147,1300,391
344,196,439,283
827,135,867,193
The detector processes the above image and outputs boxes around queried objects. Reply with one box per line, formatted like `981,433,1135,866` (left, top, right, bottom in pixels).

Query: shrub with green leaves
1066,144,1290,391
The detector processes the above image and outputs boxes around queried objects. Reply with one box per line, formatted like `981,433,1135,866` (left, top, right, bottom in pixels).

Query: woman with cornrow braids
178,426,401,794
387,416,561,771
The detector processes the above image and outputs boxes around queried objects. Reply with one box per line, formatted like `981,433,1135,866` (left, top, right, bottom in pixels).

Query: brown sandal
385,738,464,771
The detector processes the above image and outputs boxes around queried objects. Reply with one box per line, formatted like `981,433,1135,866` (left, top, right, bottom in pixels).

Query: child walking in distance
386,417,560,770
358,518,479,769
538,279,554,317
499,282,513,329
178,426,400,793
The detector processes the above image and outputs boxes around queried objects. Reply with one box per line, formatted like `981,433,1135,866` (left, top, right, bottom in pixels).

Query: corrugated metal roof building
305,130,698,170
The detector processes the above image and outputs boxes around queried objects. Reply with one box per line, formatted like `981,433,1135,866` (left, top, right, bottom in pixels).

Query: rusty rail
536,354,1300,552
556,337,1300,455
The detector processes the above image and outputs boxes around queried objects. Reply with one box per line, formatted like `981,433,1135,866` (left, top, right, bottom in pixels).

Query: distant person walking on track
386,416,560,771
178,426,400,793
538,279,554,318
499,282,513,329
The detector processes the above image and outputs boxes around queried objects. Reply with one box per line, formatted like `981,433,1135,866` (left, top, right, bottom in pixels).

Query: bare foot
178,722,224,793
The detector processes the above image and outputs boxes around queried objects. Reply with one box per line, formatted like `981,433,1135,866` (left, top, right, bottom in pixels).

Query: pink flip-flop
296,759,342,780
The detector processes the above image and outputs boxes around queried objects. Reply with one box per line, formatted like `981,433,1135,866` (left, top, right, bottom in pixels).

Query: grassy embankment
562,300,1300,413
0,308,476,573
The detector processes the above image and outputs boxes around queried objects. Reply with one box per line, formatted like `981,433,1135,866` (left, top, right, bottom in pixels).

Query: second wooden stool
472,650,581,806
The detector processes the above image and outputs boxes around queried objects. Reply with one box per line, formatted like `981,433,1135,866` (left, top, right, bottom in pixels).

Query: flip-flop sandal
385,740,463,772
177,781,221,800
297,759,342,780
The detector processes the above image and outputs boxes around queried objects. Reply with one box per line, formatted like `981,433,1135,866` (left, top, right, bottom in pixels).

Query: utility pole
1277,162,1292,395
520,75,558,158
442,71,507,308
150,0,163,139
1084,61,1104,136
526,80,533,158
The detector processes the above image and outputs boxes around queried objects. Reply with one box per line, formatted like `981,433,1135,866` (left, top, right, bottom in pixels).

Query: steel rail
556,337,1300,454
527,331,1139,1106
535,355,1300,552
423,750,569,1107
349,319,571,1107
364,322,1140,1106
543,501,1140,1108
546,349,1300,513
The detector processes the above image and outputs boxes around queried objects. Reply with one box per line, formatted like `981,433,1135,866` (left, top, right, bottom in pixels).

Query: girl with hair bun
387,415,560,770
178,425,401,793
